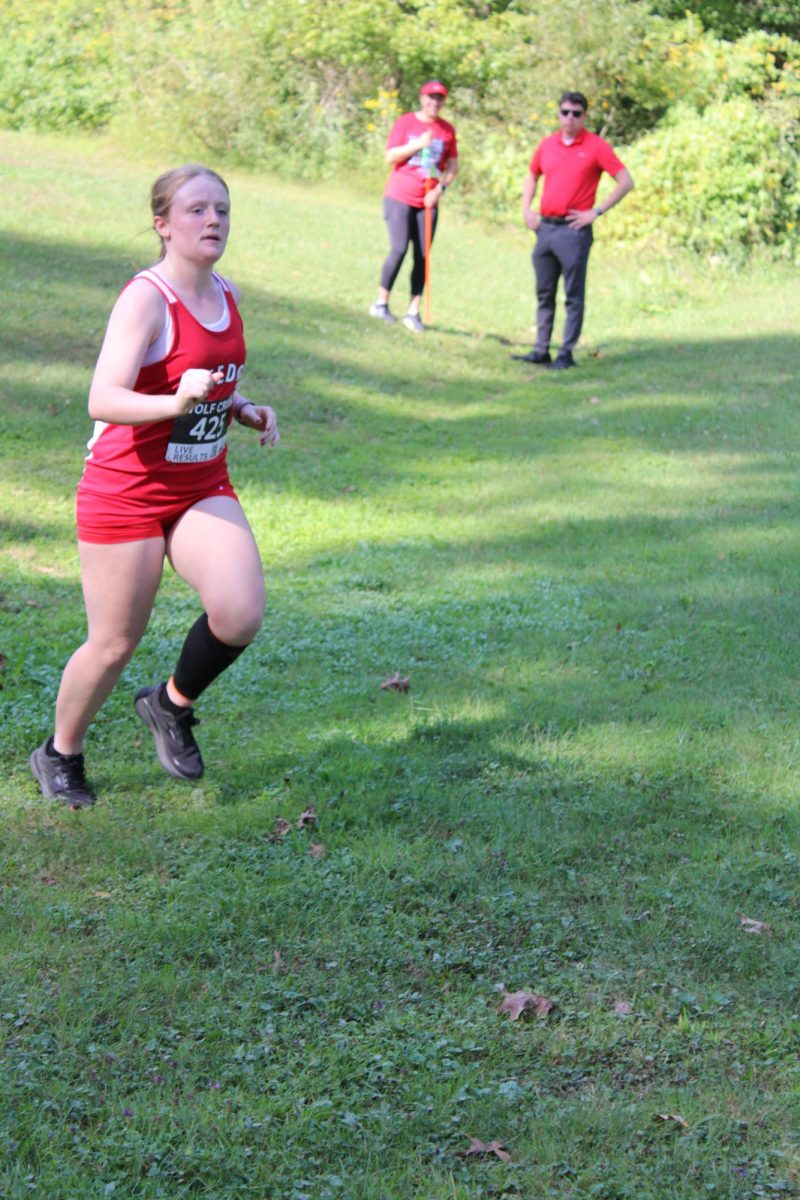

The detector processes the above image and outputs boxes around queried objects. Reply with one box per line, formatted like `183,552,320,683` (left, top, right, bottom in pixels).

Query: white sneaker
369,302,396,323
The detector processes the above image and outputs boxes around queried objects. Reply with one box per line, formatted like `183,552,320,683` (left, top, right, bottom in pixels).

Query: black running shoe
29,739,96,809
134,684,204,780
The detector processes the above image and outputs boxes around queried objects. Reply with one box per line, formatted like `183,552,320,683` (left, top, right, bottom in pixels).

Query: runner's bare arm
88,280,221,424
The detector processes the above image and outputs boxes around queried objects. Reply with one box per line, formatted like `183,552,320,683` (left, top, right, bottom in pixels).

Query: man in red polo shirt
515,92,633,370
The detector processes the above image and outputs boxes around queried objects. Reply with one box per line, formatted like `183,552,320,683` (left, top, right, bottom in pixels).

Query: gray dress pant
533,221,593,354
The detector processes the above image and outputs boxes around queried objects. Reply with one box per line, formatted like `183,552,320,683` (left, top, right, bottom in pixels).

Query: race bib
165,396,233,464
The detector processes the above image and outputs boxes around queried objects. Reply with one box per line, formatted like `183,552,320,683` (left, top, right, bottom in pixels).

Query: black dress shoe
548,351,576,370
511,349,552,364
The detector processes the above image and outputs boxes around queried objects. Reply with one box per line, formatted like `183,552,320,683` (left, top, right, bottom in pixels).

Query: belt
540,216,570,225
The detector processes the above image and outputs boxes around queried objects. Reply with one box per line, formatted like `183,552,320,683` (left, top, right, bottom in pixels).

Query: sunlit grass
1,130,798,1199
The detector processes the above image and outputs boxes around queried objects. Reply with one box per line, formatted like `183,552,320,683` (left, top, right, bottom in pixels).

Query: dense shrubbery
611,98,800,256
649,0,800,40
1,0,799,256
605,28,800,255
0,0,117,130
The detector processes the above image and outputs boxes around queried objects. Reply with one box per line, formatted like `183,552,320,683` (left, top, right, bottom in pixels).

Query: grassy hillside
1,131,798,1199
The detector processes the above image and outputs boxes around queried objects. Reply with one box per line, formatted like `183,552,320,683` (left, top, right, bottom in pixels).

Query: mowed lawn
1,131,798,1199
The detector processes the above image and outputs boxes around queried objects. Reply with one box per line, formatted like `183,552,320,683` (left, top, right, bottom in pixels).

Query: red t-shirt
80,269,246,503
530,129,625,216
384,112,458,207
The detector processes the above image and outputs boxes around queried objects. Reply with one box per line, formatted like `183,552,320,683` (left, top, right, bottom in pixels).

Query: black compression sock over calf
172,613,248,702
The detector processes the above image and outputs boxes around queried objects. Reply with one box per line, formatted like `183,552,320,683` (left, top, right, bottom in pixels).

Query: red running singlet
76,270,247,544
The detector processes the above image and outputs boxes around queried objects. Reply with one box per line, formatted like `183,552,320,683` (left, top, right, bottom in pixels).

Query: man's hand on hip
567,209,597,229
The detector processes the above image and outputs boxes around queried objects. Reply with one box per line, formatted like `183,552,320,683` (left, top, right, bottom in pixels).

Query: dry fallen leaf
589,395,601,404
380,672,410,692
297,806,317,830
739,915,771,936
272,950,285,971
309,842,327,859
459,1137,512,1163
653,1113,689,1130
271,817,291,840
613,1000,633,1016
498,990,555,1021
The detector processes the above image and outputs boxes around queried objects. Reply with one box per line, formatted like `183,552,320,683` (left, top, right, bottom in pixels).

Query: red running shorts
76,476,240,544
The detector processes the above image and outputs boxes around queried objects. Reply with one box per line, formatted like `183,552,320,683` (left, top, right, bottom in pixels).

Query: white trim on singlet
138,270,231,366
136,268,179,304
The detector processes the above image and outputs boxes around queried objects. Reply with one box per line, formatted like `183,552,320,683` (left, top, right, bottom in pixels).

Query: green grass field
1,130,798,1199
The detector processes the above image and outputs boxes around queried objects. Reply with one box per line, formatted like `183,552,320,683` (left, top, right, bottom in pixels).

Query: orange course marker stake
424,178,435,324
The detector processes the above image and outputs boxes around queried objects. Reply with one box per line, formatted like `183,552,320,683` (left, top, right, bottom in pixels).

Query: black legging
380,196,439,297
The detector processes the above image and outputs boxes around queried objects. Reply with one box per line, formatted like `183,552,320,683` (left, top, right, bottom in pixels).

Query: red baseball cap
420,81,448,98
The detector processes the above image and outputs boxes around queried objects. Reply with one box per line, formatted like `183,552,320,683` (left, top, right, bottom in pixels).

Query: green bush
648,0,800,41
2,0,800,256
609,97,800,257
0,0,117,131
716,29,800,100
105,0,523,166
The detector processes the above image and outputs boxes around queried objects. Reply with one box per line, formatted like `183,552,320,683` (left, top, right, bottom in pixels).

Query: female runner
29,164,279,808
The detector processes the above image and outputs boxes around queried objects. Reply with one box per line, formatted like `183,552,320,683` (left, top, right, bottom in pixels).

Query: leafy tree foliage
612,97,800,255
1,0,799,254
0,0,118,130
647,0,800,40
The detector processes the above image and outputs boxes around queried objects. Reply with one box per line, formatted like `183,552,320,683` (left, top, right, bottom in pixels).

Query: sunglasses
426,93,446,100
560,107,585,117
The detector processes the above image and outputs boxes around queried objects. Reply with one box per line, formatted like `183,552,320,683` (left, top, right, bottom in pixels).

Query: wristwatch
593,205,603,216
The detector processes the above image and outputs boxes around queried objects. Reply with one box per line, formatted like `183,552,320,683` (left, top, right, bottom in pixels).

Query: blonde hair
150,164,230,259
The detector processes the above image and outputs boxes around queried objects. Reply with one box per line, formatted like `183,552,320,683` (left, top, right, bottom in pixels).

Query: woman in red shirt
369,81,458,332
29,164,279,809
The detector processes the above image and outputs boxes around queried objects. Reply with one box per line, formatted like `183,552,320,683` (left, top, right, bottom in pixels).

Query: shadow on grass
4,229,800,801
0,516,69,543
4,229,798,457
12,707,793,1011
2,166,798,1200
